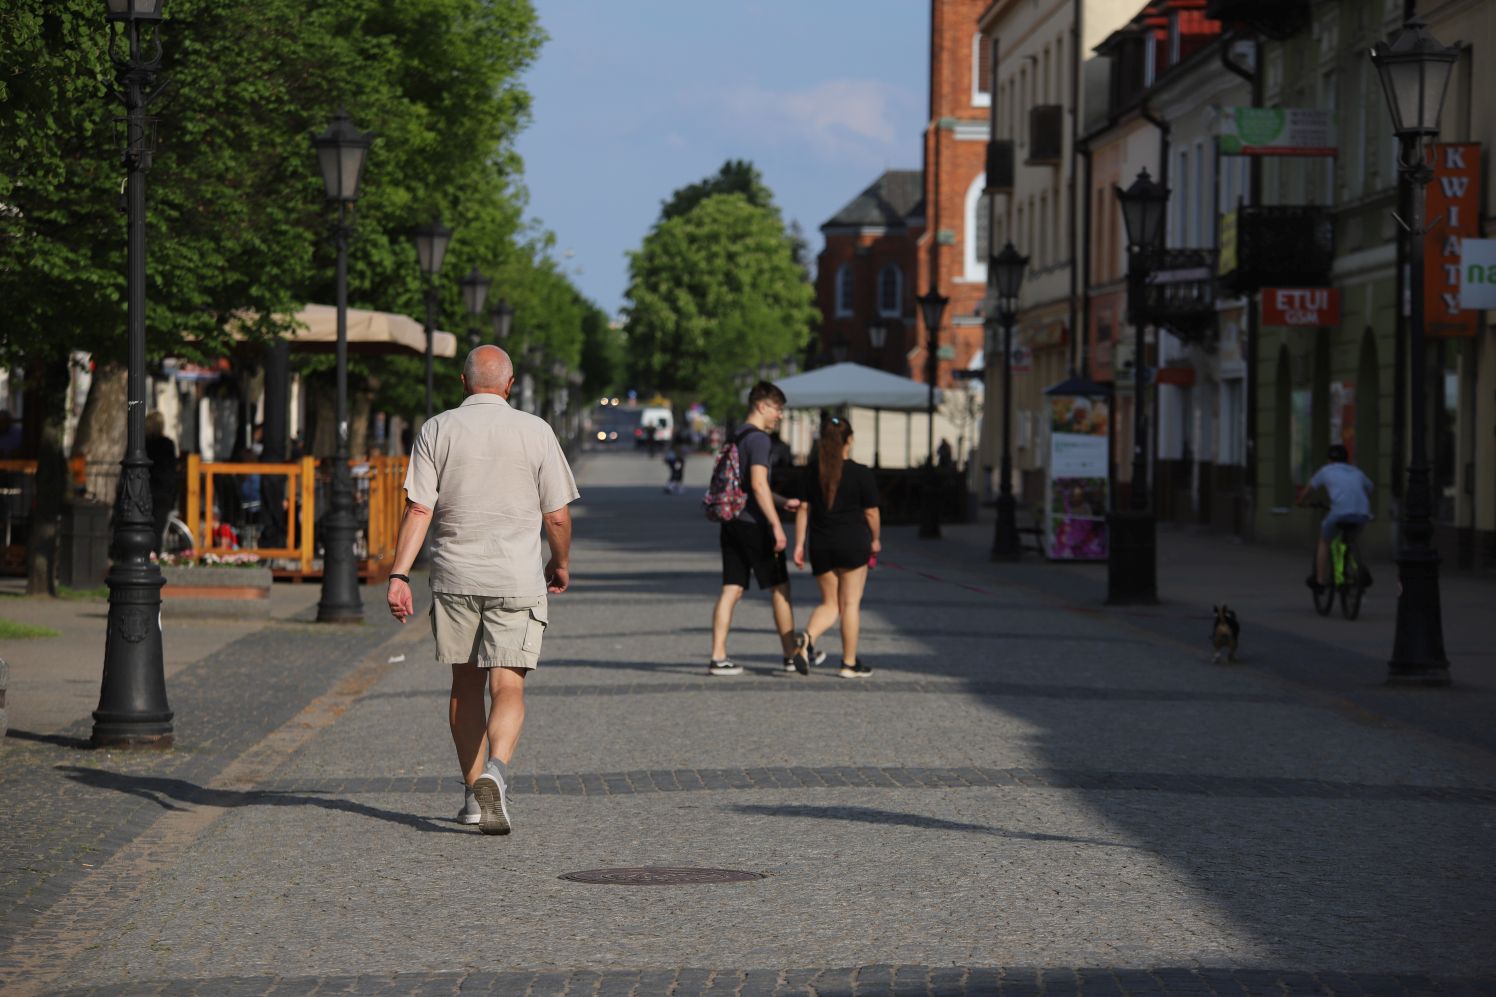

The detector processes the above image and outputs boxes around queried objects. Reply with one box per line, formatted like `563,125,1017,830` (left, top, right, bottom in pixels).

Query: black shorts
720,520,789,590
809,537,873,577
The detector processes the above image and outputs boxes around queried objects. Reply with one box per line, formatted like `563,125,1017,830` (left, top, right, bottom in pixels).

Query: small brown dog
1211,605,1240,664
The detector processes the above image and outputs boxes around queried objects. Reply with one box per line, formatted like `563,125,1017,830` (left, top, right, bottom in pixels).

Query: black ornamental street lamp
93,0,172,748
412,220,453,420
868,323,887,369
460,266,492,350
916,290,949,540
989,241,1028,561
1372,17,1458,686
311,110,373,624
1107,168,1168,605
491,297,514,345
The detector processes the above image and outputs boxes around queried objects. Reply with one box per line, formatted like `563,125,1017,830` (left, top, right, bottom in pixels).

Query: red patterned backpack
702,429,753,522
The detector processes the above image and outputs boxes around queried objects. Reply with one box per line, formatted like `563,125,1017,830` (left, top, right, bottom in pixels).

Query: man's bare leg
1315,537,1330,586
711,585,744,660
450,662,489,787
770,582,796,655
805,571,841,645
485,666,528,765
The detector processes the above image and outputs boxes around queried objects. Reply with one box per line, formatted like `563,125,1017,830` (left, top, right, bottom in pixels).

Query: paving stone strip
0,598,410,946
252,766,1496,803
362,681,1290,703
49,965,1496,996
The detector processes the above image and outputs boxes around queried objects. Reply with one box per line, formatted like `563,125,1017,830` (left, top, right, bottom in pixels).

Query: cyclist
1298,443,1373,591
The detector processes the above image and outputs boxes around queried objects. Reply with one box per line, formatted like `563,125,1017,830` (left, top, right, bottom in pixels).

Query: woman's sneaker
708,658,743,676
838,660,873,679
457,786,481,825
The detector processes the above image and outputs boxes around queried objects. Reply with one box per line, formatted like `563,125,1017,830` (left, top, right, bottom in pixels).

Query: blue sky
514,1,929,319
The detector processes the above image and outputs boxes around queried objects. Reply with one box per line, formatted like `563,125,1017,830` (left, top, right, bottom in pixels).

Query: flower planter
160,565,274,619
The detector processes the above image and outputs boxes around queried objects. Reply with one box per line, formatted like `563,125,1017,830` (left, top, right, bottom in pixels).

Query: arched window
963,174,990,281
877,265,902,316
834,263,854,317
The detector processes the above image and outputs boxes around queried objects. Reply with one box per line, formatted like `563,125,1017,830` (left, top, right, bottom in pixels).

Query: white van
636,406,673,447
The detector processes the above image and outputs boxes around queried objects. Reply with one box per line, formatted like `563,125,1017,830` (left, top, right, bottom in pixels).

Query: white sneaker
471,761,512,835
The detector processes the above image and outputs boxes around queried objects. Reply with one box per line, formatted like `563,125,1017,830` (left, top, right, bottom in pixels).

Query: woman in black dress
790,417,880,677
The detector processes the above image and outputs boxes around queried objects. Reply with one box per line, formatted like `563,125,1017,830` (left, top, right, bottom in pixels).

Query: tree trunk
72,362,129,468
26,361,71,595
311,376,336,457
349,390,373,459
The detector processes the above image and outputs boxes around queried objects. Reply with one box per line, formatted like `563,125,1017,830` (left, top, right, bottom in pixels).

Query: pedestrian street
3,451,1494,996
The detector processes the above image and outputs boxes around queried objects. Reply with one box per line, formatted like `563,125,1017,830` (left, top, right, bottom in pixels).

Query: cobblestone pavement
4,452,1495,995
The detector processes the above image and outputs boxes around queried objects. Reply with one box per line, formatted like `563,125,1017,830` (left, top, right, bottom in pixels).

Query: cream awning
286,304,458,357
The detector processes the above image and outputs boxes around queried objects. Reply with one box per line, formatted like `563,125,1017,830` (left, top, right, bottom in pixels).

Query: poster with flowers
1045,394,1110,561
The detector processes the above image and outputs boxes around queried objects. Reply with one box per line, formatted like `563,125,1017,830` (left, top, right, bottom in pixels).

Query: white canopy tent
772,362,940,411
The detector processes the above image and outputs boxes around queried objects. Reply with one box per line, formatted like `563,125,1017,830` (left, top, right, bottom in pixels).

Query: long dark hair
817,417,853,507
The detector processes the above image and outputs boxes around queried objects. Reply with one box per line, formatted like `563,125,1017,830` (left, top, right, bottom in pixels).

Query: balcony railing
1137,248,1219,344
1220,205,1334,294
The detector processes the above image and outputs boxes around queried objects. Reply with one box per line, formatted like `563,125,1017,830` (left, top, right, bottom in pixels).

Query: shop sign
1426,143,1481,337
1218,108,1337,157
1261,287,1340,327
1460,238,1496,310
1008,341,1033,373
1044,394,1110,562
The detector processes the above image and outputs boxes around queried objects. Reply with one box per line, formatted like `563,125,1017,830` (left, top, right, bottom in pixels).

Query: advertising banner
1218,108,1336,157
1460,238,1496,310
1261,287,1341,327
1426,143,1481,337
1044,394,1109,561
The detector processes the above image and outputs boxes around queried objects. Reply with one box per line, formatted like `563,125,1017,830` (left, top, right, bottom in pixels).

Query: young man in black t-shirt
708,381,818,676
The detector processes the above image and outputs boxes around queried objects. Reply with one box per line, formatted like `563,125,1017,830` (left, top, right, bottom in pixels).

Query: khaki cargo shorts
430,593,548,670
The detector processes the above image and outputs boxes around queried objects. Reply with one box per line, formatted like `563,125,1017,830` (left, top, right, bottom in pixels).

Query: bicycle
160,512,195,557
1308,502,1367,621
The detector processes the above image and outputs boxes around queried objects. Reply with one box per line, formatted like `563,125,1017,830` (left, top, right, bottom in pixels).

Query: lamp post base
1106,509,1158,605
990,492,1021,561
1387,544,1450,687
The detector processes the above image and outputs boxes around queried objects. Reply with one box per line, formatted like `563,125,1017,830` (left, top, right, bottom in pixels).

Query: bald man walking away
387,345,580,835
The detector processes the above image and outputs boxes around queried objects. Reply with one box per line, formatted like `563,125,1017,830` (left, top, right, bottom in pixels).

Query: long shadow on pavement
58,767,470,836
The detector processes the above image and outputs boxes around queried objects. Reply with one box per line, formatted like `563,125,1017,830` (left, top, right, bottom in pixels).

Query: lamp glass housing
412,221,453,278
1371,18,1459,138
460,266,491,316
1116,168,1169,252
105,0,165,21
917,291,950,336
312,111,372,204
868,324,888,350
491,299,514,342
990,240,1028,301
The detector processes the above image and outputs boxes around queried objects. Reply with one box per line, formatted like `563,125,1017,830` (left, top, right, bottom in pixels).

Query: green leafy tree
624,193,816,418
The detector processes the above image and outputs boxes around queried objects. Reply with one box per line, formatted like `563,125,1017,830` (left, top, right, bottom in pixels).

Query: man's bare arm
749,465,783,537
386,500,432,623
543,505,572,593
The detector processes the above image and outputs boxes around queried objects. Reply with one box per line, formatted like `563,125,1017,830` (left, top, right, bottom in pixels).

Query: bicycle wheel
1313,581,1335,616
161,516,195,556
1340,545,1364,621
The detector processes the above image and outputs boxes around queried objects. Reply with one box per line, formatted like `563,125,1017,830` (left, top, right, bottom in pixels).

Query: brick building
815,171,924,374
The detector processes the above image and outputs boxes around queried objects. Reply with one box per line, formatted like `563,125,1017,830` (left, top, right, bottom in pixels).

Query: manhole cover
559,866,765,886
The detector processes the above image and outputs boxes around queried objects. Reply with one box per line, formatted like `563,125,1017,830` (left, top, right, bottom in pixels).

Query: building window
877,265,902,316
973,34,992,107
964,174,990,281
1144,32,1157,87
835,264,854,317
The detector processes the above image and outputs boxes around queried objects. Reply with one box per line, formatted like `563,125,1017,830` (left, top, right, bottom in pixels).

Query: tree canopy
624,190,816,418
0,0,607,395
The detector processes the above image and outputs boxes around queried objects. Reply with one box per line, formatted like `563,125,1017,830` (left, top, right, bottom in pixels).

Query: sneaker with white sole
708,658,743,676
457,786,481,825
472,761,512,835
838,660,873,678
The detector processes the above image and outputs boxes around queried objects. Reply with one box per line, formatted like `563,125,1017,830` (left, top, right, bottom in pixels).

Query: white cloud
690,79,917,160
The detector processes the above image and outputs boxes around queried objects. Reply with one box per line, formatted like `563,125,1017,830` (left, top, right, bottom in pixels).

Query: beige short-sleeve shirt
403,394,580,597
